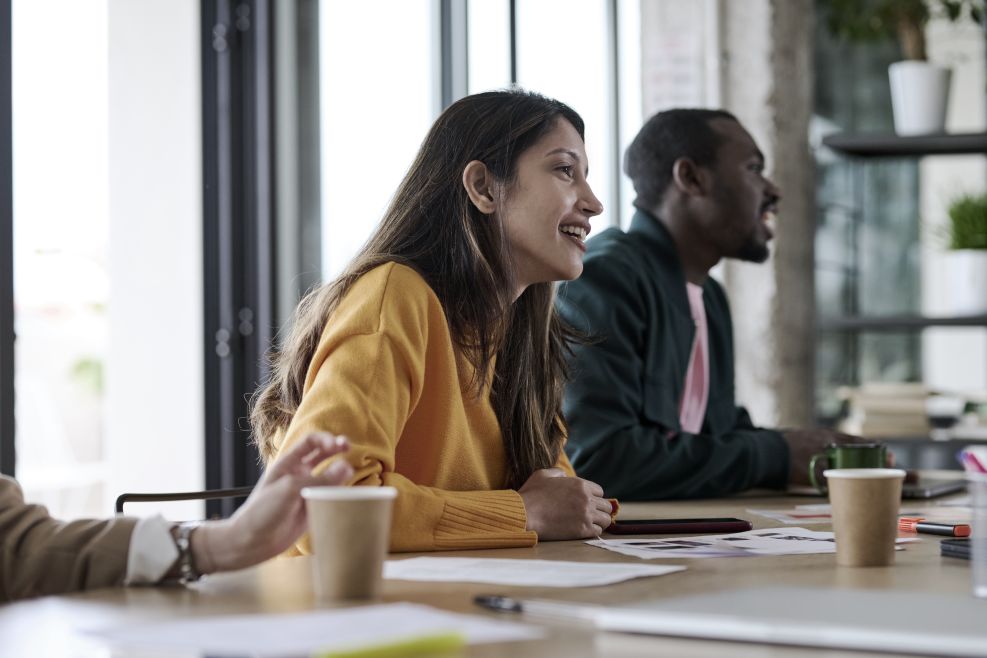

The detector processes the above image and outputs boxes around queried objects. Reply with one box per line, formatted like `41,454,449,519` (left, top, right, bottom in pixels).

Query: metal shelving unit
822,131,987,158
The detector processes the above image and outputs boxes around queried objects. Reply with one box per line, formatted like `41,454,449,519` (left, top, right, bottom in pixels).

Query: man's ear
462,160,498,214
671,158,709,197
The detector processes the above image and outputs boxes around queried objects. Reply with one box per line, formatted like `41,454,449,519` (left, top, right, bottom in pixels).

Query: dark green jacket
558,210,789,500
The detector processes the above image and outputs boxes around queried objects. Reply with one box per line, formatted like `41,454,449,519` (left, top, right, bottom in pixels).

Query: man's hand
782,428,865,486
518,468,614,540
192,432,354,574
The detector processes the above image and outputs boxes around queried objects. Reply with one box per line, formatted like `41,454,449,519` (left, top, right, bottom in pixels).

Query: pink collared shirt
678,282,710,433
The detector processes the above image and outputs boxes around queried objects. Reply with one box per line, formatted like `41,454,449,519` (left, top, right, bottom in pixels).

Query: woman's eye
558,165,574,178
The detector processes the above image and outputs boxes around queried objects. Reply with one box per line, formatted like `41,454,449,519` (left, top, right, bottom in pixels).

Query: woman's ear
462,160,498,215
671,157,709,197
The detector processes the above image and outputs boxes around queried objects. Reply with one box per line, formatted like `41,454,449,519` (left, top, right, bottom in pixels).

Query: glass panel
467,0,511,92
813,2,922,420
319,0,436,280
12,0,111,518
515,0,615,232
13,0,204,519
616,0,643,229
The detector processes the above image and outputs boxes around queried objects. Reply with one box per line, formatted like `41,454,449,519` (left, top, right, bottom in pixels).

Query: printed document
385,557,684,586
589,527,919,559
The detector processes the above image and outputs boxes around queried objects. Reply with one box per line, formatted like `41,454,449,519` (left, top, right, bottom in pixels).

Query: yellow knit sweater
273,262,575,552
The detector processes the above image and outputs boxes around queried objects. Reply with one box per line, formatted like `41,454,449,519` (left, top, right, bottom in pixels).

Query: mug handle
808,453,827,493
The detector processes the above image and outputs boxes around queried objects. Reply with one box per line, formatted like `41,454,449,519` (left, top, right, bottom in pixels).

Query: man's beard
735,234,770,263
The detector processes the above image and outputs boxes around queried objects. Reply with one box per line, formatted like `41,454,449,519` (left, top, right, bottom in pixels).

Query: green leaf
947,193,987,250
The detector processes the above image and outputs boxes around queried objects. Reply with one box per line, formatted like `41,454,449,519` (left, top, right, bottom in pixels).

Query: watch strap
173,522,202,584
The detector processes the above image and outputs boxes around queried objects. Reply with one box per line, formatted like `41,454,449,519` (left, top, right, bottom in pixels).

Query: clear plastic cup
970,473,987,599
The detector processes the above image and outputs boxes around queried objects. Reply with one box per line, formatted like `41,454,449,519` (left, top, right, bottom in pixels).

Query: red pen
898,517,971,537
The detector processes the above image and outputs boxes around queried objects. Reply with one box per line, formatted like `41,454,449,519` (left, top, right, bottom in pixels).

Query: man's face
699,118,780,263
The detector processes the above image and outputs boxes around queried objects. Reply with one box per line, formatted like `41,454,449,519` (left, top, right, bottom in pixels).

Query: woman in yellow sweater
251,89,612,552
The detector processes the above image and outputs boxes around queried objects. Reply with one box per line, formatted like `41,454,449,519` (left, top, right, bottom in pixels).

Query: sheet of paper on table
748,503,937,525
90,602,542,658
588,527,920,559
384,557,685,587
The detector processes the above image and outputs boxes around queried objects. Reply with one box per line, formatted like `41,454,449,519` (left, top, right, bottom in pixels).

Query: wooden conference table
0,491,976,657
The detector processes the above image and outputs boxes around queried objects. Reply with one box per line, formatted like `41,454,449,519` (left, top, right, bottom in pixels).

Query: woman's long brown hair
250,89,583,489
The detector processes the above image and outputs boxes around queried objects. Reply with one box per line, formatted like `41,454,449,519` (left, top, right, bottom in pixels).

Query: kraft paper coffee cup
301,486,397,602
825,468,905,567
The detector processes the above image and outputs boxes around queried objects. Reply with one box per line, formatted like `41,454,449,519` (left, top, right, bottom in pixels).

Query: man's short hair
624,108,738,211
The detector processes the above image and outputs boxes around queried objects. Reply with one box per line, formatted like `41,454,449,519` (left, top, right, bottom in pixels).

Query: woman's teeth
560,225,586,241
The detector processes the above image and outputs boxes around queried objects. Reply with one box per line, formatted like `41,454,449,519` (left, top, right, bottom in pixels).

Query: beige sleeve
0,476,138,602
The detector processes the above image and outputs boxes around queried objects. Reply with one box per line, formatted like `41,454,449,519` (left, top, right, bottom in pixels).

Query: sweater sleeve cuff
434,489,537,549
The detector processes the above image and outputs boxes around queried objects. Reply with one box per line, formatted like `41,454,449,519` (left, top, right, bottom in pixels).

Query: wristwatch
172,522,202,584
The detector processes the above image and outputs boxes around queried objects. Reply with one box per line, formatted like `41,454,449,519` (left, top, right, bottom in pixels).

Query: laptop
787,477,966,499
595,586,987,657
902,477,967,499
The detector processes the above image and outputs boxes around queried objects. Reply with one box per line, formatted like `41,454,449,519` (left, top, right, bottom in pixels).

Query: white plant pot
944,250,987,315
888,61,952,136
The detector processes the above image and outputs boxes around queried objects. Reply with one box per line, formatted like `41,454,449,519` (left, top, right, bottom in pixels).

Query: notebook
595,586,987,657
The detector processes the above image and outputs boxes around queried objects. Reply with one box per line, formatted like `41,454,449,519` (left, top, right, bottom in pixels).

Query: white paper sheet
90,602,542,657
588,527,920,559
749,504,971,523
384,557,685,587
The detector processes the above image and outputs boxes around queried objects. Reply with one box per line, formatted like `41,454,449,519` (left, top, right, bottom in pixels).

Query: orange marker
899,516,971,537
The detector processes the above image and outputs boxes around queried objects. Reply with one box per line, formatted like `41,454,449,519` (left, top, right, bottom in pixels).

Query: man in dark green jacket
559,109,856,500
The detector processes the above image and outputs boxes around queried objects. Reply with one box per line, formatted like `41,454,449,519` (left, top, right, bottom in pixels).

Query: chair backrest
115,486,254,515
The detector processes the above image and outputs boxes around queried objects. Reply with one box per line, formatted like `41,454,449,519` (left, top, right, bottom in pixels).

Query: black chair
115,486,254,516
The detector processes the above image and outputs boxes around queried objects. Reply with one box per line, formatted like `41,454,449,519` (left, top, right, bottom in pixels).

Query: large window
1,1,650,509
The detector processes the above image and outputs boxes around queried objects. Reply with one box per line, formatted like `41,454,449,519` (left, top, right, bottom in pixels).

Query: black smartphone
606,517,753,535
940,537,971,560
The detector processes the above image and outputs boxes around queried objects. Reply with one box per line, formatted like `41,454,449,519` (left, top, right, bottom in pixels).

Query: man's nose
765,178,781,203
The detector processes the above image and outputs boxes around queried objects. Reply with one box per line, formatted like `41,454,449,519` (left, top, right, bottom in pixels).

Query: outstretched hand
192,432,354,574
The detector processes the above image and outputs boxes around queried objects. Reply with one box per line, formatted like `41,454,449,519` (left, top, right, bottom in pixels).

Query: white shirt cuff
125,515,179,585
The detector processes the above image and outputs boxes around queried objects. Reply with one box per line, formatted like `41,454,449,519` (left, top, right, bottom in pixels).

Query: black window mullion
508,0,517,84
0,0,12,477
202,0,274,517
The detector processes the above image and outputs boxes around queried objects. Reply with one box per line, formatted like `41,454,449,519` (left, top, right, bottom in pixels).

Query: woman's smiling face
496,118,604,297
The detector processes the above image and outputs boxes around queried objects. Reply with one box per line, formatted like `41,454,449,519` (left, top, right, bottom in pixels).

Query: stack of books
837,383,931,439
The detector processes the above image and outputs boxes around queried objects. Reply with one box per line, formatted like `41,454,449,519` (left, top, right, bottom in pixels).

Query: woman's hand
192,432,354,574
518,468,613,540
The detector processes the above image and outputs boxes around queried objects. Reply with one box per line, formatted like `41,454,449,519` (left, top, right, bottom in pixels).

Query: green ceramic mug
808,442,887,494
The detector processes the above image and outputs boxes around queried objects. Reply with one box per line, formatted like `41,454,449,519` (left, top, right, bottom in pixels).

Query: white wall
921,17,987,398
106,0,203,518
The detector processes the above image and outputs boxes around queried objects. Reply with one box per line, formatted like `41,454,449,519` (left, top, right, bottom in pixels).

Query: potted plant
944,192,987,313
822,0,983,135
